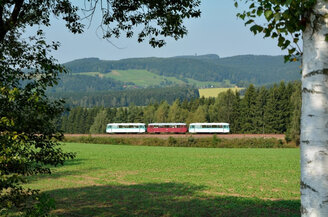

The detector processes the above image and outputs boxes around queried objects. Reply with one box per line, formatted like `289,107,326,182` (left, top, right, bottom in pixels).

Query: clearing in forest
199,87,244,98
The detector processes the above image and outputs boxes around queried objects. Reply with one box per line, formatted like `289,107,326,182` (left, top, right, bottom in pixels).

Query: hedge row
63,135,297,148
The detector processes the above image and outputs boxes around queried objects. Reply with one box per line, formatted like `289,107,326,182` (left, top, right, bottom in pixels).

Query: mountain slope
63,54,300,87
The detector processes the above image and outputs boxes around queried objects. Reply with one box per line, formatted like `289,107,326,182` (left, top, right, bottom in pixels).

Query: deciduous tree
0,0,201,214
235,0,328,215
90,109,109,133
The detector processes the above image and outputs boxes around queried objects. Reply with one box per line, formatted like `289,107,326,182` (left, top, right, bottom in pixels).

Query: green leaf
264,10,273,21
288,48,296,55
245,19,254,26
284,55,291,62
271,32,278,38
274,13,281,22
257,8,263,17
278,36,285,47
250,25,263,34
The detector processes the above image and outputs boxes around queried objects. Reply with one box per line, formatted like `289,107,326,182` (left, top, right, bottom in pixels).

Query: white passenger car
106,123,146,133
188,123,230,133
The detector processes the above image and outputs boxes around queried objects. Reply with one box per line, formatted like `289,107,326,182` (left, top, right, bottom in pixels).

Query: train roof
106,123,145,125
189,123,229,125
148,123,187,126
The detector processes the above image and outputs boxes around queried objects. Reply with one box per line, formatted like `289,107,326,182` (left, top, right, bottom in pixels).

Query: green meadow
27,143,300,217
76,70,224,88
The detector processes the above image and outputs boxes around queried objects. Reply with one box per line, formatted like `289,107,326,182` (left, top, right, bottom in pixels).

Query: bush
63,135,296,149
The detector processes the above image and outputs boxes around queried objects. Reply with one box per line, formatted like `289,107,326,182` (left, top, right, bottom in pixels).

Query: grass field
199,87,244,98
76,70,224,88
27,143,300,217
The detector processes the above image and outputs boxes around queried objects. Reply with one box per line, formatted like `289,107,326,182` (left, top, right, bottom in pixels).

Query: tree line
50,86,199,107
60,81,301,143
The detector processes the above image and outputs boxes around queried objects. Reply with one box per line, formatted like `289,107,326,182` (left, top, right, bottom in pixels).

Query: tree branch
0,0,24,42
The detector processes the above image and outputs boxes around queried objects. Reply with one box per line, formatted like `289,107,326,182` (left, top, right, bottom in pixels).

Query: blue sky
44,0,284,63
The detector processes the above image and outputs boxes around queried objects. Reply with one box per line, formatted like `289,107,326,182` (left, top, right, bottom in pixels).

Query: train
106,123,230,134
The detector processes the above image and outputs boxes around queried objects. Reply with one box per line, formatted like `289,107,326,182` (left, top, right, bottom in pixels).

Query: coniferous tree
208,103,219,122
114,107,128,123
285,82,302,145
181,99,190,110
216,89,235,123
240,84,258,133
264,82,289,133
264,85,279,133
128,104,140,122
106,107,117,123
77,108,88,133
285,82,295,130
276,81,290,133
66,108,80,133
60,114,69,133
230,91,241,133
254,87,268,133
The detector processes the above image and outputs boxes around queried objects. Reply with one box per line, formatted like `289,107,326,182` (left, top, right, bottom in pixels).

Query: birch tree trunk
301,0,328,216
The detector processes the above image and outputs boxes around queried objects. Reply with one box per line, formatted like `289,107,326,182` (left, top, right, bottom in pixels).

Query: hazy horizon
36,0,287,64
63,53,288,63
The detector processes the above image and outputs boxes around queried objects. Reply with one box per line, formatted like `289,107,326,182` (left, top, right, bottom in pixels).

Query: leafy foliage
0,12,77,217
0,0,202,215
234,0,316,61
84,0,201,47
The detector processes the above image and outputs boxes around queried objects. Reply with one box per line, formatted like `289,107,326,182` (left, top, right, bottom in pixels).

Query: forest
60,81,301,144
64,55,300,86
50,86,199,107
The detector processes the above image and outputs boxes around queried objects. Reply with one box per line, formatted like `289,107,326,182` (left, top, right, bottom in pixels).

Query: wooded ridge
60,54,300,89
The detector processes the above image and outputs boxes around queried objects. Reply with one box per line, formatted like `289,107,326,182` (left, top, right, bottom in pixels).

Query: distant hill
62,54,300,90
47,54,301,107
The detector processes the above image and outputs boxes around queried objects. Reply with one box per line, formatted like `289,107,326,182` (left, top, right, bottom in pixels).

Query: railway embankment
64,133,285,139
63,134,296,148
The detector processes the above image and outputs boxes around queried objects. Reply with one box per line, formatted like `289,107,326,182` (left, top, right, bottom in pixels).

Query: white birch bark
301,0,328,216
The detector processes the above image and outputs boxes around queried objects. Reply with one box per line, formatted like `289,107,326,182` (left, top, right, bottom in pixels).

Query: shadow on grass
28,159,101,182
47,182,300,217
